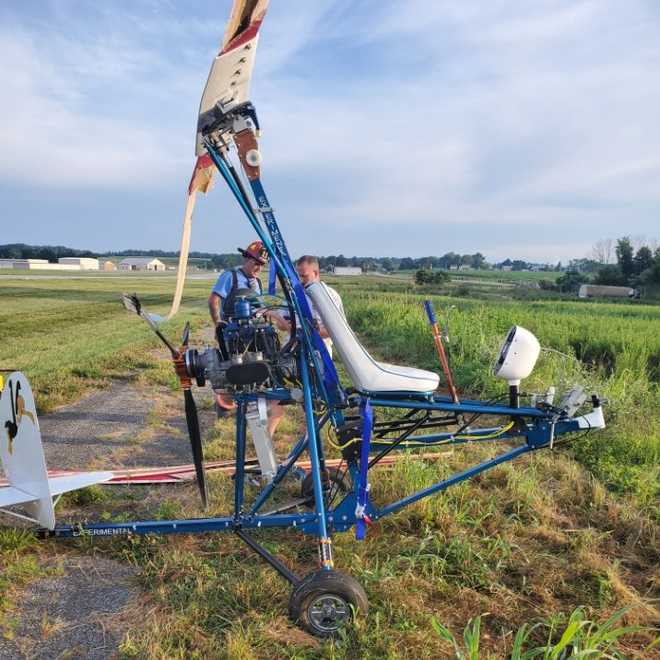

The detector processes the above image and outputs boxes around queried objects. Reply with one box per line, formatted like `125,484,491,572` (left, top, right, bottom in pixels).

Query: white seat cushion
306,282,439,394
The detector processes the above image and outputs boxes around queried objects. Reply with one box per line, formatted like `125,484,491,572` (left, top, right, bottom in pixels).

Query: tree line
550,237,660,293
0,245,542,271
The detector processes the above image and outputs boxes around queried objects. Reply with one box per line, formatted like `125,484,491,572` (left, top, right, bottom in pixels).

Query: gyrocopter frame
33,1,606,637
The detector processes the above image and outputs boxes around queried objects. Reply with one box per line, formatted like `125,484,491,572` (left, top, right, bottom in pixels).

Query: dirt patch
0,556,137,659
2,375,218,658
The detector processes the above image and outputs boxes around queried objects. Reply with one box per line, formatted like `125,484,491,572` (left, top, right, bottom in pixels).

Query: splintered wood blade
121,293,141,315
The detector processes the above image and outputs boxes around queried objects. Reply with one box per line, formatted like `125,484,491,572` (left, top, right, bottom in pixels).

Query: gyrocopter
0,1,607,637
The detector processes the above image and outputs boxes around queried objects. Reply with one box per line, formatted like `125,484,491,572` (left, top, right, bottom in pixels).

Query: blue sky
1,0,658,262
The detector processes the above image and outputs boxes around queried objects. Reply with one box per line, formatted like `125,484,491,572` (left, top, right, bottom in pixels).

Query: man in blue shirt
208,240,268,330
208,240,268,415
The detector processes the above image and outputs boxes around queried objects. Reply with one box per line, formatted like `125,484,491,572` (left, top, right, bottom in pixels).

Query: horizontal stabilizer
47,472,114,496
0,485,37,508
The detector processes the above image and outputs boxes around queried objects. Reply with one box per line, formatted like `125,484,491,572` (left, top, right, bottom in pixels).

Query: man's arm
208,292,223,325
209,271,233,325
264,310,292,332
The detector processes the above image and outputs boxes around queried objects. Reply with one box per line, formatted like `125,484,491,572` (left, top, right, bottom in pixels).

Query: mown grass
0,274,212,411
1,271,658,657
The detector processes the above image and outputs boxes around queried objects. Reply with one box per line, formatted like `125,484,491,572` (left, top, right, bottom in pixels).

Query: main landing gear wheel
289,570,368,638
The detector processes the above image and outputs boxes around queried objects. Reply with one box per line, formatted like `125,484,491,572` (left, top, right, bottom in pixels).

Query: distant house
58,257,99,270
332,266,362,276
102,260,117,271
118,258,166,272
578,284,637,299
0,259,19,268
500,265,513,272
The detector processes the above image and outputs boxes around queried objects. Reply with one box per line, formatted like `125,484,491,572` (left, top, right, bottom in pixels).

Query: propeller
121,293,208,508
178,321,208,508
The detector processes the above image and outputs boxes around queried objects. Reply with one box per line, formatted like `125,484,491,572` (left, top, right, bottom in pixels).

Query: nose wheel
289,570,368,637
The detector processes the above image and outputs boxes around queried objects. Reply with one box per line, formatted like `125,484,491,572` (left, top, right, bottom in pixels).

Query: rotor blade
121,293,178,357
183,388,208,508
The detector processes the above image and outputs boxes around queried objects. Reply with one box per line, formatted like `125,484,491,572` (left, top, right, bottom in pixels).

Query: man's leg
267,400,285,437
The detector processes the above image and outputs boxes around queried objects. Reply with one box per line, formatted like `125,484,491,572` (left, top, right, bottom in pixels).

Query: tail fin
0,372,112,530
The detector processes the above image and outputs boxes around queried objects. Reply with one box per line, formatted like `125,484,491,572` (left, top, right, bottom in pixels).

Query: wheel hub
308,595,350,632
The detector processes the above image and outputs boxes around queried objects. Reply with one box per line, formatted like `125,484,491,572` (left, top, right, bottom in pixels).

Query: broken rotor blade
121,293,178,357
183,388,209,509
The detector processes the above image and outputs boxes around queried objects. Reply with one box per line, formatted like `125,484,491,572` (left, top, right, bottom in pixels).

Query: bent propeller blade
121,293,178,356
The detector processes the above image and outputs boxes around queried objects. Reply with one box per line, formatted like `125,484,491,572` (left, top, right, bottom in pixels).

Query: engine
183,295,298,391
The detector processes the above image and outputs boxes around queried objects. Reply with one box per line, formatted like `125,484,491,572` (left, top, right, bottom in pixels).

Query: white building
58,257,99,270
12,260,81,271
332,266,362,276
118,257,166,272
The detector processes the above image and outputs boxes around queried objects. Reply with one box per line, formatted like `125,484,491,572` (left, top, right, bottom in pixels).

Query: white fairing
493,326,541,386
306,282,440,394
575,405,606,430
196,33,260,156
0,372,112,529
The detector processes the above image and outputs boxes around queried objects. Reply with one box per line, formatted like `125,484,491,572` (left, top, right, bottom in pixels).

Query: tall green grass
337,285,660,514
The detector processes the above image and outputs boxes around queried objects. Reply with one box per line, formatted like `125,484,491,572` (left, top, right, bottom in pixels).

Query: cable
325,420,514,451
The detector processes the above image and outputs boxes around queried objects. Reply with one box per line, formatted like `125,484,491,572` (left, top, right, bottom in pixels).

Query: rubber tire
300,468,349,499
289,570,368,638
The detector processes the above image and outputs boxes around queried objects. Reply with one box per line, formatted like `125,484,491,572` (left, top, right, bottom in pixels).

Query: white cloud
1,0,658,261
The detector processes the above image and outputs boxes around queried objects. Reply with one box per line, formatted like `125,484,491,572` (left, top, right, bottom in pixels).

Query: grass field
1,271,658,657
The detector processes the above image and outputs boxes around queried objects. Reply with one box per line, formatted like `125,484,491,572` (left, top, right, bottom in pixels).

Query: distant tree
399,257,415,270
591,238,614,264
380,258,394,272
556,271,588,293
335,254,347,267
633,246,653,276
594,264,627,286
511,260,528,271
471,252,486,269
361,258,377,272
615,237,634,279
418,256,434,269
414,269,449,285
568,258,600,274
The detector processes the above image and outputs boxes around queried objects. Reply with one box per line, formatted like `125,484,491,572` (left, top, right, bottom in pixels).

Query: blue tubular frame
37,129,602,588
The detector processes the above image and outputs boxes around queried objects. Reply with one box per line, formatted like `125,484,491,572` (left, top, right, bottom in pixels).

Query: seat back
306,282,439,393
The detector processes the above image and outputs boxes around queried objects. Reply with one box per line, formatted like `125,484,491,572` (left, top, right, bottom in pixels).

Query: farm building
332,266,362,276
118,258,166,272
578,284,637,299
58,257,99,270
103,261,117,271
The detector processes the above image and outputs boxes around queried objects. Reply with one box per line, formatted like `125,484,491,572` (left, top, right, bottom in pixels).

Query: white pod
493,326,540,386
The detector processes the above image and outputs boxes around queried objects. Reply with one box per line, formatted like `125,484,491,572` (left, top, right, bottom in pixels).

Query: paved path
40,378,216,470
